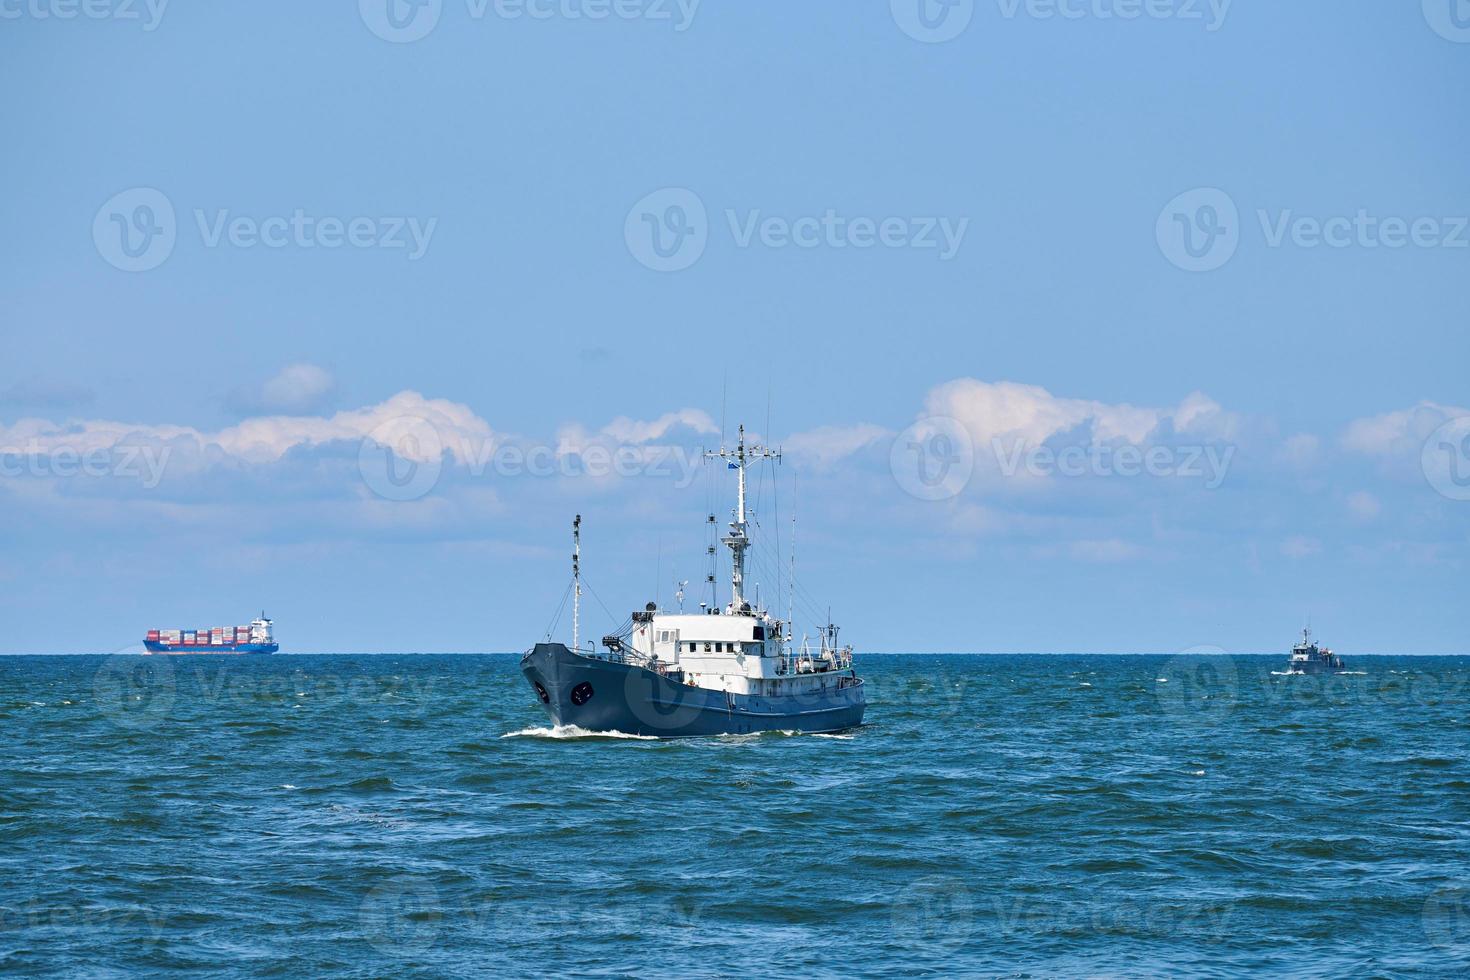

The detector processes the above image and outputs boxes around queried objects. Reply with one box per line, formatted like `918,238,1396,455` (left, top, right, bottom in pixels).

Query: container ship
144,613,278,654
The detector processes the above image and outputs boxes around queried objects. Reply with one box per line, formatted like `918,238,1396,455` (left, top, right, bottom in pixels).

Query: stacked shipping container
146,625,268,647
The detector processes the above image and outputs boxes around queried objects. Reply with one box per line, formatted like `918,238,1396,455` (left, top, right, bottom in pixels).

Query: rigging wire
543,580,573,641
745,547,828,630
772,456,783,631
579,575,624,632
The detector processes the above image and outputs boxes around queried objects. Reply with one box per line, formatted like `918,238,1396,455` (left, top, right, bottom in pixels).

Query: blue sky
2,1,1467,653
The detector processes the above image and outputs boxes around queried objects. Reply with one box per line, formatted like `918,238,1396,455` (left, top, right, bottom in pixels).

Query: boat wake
502,725,861,742
501,725,658,740
716,729,860,741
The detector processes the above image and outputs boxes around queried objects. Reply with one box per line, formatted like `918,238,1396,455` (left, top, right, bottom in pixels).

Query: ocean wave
8,652,1470,978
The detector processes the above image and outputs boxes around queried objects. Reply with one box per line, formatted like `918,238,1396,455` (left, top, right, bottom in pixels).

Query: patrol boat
1285,627,1346,675
520,426,866,737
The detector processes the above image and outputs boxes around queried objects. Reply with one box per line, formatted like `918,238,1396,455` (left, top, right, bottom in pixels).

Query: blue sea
3,653,1468,978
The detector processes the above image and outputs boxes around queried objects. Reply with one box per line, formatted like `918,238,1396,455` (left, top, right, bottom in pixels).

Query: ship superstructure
520,425,865,736
144,613,278,654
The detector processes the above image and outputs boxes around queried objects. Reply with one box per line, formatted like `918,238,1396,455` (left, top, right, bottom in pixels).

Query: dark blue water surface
3,653,1469,978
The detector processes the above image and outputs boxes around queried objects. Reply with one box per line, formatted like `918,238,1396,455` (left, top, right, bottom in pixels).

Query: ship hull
143,641,278,655
520,642,865,737
1286,660,1345,675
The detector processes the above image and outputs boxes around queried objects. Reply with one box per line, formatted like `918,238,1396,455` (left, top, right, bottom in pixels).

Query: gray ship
1285,627,1346,675
521,426,866,737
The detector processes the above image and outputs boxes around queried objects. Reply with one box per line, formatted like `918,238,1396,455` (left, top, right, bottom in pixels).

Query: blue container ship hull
143,641,278,655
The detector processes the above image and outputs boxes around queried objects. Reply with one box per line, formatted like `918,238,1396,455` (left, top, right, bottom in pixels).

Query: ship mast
705,425,780,612
572,514,582,652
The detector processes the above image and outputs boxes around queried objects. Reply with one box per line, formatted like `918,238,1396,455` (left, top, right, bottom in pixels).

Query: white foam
1079,682,1093,688
501,725,658,740
811,733,856,739
1156,678,1168,683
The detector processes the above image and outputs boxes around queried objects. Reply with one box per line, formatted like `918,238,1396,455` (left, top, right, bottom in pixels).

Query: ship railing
776,643,854,676
591,645,675,675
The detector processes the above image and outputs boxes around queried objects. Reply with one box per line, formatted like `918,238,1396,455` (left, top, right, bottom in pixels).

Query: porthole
570,682,594,706
533,681,550,704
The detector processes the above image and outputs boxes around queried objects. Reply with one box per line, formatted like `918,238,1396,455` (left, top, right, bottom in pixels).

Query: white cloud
1341,401,1469,457
259,363,336,414
603,409,718,445
226,363,337,416
784,423,889,468
0,390,494,466
556,409,716,455
1173,391,1239,441
921,379,1237,451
